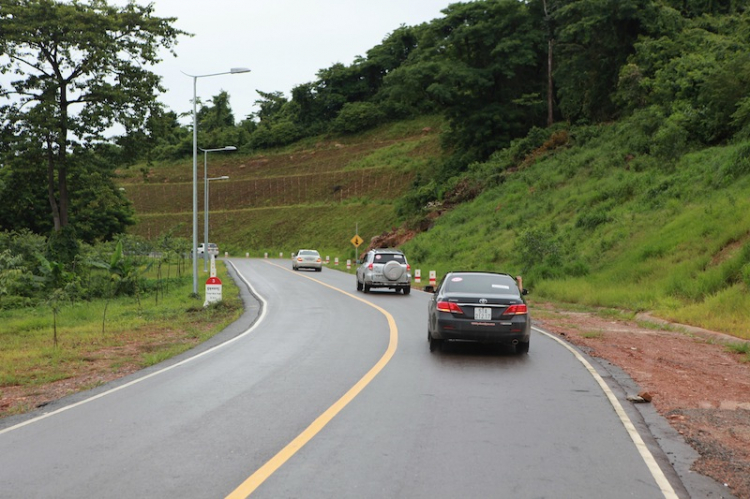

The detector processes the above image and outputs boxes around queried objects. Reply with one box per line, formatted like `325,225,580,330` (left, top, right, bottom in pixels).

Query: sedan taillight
368,263,373,270
503,304,528,315
437,301,464,315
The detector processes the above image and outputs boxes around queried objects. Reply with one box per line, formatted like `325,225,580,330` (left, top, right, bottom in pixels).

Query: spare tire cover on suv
383,260,404,281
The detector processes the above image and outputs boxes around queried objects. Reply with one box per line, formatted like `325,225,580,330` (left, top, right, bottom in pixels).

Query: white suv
356,249,411,294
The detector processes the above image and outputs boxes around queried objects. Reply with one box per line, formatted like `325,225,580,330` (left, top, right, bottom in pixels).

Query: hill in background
118,116,445,261
119,115,750,340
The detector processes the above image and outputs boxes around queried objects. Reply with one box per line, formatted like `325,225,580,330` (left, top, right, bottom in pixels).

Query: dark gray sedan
426,271,530,353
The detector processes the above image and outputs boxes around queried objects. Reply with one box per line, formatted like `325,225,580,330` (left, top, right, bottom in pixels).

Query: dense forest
1,0,750,307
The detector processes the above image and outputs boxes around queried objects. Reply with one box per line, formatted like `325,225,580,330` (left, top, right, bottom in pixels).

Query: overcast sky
128,0,454,123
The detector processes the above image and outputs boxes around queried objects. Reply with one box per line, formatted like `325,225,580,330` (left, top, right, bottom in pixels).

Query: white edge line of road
0,263,679,499
533,325,679,499
0,261,267,437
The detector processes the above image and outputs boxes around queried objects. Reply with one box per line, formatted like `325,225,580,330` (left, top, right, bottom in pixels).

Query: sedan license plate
474,307,492,320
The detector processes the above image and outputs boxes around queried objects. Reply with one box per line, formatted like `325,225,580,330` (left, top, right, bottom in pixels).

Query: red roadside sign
206,277,222,285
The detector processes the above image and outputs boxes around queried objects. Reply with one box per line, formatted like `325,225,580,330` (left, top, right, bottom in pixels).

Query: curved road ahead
0,259,729,498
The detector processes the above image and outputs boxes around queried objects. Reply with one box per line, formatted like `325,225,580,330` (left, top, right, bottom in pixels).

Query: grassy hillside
118,116,445,258
120,117,750,340
401,125,750,339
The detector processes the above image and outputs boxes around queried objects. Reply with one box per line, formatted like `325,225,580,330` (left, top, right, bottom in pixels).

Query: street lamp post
184,68,250,296
202,154,231,271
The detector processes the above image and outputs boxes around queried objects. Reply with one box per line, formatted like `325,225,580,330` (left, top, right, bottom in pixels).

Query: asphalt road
0,259,724,498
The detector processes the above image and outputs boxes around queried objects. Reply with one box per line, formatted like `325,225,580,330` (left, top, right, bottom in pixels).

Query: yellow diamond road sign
351,234,364,248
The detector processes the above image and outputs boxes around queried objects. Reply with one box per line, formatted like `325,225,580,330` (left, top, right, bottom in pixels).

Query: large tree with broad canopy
0,0,187,240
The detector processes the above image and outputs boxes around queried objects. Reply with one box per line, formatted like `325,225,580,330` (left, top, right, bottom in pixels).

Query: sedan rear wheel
516,340,530,354
428,330,442,352
356,279,363,291
363,283,371,293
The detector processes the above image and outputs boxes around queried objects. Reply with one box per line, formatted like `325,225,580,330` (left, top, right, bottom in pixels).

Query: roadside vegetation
3,0,750,415
0,241,242,417
401,124,750,339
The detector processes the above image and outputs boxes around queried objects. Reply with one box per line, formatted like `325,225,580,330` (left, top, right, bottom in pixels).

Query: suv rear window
373,253,406,263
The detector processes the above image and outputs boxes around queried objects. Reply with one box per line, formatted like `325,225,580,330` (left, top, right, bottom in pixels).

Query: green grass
581,331,604,339
118,118,750,341
120,118,447,260
0,261,242,414
725,341,750,362
398,128,750,339
9,114,750,417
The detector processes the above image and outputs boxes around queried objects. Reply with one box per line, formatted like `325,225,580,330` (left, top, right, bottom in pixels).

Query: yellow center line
225,261,398,498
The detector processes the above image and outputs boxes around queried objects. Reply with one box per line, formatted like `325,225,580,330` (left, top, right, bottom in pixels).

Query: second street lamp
202,146,236,272
204,174,230,272
184,67,250,296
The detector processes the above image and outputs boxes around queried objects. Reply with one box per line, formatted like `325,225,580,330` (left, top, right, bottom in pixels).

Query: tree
551,0,666,122
196,90,247,149
114,105,190,164
0,133,136,242
0,145,53,235
331,101,386,134
382,0,548,163
68,152,136,242
614,10,750,145
37,252,81,346
248,91,304,149
540,0,558,126
0,0,187,238
253,90,289,122
90,239,148,334
198,90,236,130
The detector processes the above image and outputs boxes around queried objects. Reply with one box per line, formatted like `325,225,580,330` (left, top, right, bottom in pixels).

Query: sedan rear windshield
443,274,519,295
299,250,319,256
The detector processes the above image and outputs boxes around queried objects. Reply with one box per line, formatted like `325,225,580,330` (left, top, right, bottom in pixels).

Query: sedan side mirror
424,285,436,294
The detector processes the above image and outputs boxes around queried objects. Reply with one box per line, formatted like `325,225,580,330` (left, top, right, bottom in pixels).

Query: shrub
650,115,689,164
331,102,386,134
718,143,750,184
249,119,303,149
575,210,612,230
514,228,559,272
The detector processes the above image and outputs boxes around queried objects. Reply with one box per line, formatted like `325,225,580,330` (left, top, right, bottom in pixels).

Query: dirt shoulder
533,302,750,499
